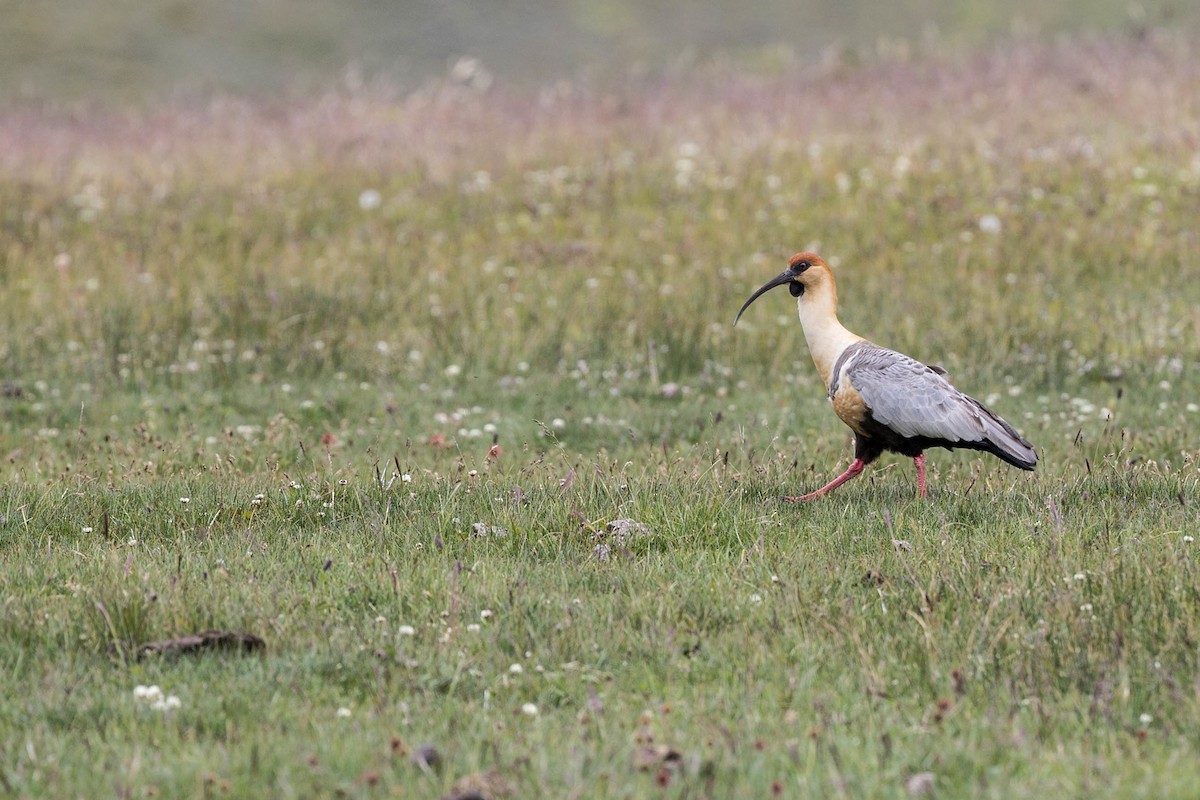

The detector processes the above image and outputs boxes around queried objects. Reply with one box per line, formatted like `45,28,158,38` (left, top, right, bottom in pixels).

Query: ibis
734,252,1036,499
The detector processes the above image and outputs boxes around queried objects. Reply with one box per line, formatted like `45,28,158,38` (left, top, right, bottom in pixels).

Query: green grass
2,34,1200,798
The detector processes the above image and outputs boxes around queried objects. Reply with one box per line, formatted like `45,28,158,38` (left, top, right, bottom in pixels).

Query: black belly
853,414,1007,466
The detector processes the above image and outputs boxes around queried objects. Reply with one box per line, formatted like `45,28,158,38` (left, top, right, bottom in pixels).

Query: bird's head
734,252,833,325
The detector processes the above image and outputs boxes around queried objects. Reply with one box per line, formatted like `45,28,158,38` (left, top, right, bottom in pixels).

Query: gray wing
844,344,1035,469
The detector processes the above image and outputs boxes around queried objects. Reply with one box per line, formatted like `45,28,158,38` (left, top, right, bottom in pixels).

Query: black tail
967,396,1037,470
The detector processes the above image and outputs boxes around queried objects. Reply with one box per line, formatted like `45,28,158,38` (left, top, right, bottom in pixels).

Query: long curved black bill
733,269,796,326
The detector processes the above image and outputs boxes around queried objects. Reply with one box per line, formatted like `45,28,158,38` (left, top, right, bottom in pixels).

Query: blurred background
2,0,1195,104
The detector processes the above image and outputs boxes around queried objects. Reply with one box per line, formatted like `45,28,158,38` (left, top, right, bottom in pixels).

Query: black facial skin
733,259,812,325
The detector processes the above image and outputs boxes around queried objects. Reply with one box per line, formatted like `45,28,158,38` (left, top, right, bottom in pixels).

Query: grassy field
3,0,1195,102
2,32,1200,798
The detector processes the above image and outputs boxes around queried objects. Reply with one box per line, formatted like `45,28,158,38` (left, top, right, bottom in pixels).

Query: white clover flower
133,685,163,703
978,214,1002,234
521,703,539,716
336,707,352,719
179,497,190,504
1139,713,1153,725
551,418,565,430
402,473,412,483
358,189,382,210
82,526,93,533
749,593,763,604
509,663,523,674
1073,573,1086,581
1184,535,1195,543
398,625,416,636
480,609,494,620
466,624,481,633
151,694,182,711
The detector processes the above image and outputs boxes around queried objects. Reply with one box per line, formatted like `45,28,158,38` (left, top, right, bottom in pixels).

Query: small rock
411,743,442,772
134,630,265,660
905,771,935,797
443,768,514,800
604,518,654,546
632,744,684,771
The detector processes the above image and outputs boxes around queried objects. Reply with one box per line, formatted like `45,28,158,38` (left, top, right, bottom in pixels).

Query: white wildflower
978,214,1002,234
151,695,182,711
358,189,382,210
521,703,539,716
133,685,163,703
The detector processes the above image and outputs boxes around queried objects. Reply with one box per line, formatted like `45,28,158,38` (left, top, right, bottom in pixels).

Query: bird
734,252,1036,500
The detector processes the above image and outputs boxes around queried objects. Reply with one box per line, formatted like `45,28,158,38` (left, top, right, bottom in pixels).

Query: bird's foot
781,491,825,503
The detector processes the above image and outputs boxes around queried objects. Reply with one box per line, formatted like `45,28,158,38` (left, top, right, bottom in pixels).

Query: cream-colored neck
796,276,865,388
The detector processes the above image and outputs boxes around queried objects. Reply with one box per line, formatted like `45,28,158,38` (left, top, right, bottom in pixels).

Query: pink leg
784,458,866,502
913,452,927,498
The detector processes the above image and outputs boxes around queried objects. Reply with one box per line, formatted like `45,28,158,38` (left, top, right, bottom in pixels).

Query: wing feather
845,344,1036,468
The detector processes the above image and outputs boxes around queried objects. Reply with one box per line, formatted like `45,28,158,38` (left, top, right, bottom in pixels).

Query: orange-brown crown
788,252,827,272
